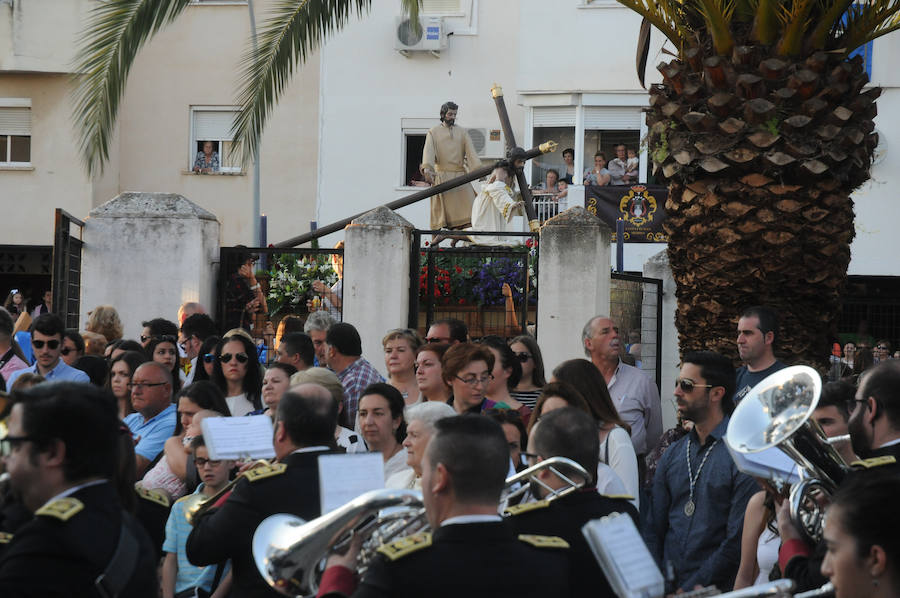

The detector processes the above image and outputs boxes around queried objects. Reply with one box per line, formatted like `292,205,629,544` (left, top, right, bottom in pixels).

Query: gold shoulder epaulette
518,534,570,549
601,494,635,501
851,455,897,469
0,532,13,544
376,532,433,561
136,486,171,508
504,499,550,516
35,497,84,522
244,462,286,482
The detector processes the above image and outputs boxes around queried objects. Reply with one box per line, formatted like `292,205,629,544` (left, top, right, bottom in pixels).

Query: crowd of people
0,300,898,598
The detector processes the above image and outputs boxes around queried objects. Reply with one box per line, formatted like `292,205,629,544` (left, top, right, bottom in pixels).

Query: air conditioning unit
394,16,448,53
468,127,505,158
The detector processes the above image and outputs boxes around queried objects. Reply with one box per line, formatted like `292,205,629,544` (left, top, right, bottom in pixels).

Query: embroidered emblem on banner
618,186,657,227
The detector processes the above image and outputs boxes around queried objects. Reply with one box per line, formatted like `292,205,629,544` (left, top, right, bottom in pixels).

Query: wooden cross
492,85,541,232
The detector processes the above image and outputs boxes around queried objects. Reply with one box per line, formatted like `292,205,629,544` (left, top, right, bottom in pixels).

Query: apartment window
0,100,32,166
190,107,242,173
422,0,461,13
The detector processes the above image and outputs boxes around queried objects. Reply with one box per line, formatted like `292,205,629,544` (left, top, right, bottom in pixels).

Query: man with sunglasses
643,351,756,594
0,382,157,596
180,313,217,385
7,314,89,387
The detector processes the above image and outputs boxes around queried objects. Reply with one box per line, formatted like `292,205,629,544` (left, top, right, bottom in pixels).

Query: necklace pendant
684,500,695,517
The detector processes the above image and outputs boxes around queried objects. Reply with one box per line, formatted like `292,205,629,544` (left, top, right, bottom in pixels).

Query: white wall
316,0,524,239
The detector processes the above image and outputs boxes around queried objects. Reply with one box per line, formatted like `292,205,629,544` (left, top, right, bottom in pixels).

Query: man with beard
643,351,756,593
778,360,900,591
421,101,482,233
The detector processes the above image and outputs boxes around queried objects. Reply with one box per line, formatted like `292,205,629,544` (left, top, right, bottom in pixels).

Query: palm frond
833,0,900,55
72,0,193,176
615,0,686,50
750,0,781,45
807,0,856,49
232,0,420,164
776,0,818,55
696,0,737,54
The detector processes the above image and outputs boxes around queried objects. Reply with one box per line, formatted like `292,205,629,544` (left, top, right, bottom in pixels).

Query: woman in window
192,140,219,174
583,152,611,186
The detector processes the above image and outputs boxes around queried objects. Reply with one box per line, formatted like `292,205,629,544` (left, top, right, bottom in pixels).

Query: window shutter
0,107,31,136
193,110,236,140
584,107,641,129
532,107,576,127
422,0,460,12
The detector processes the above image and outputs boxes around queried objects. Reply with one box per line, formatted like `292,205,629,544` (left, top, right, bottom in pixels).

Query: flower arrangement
418,241,538,307
266,253,338,316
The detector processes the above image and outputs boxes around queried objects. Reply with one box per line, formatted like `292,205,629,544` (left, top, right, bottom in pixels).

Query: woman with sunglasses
477,336,532,425
147,335,183,393
107,350,149,419
552,359,639,509
414,343,452,403
509,335,546,408
140,381,229,501
211,334,263,416
441,343,495,415
190,336,221,383
382,328,423,405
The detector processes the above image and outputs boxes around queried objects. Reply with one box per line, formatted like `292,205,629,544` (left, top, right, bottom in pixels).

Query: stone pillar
644,250,679,430
343,207,414,374
537,206,611,370
80,193,219,339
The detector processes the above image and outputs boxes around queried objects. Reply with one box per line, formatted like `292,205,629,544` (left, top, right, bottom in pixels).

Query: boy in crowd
162,436,233,598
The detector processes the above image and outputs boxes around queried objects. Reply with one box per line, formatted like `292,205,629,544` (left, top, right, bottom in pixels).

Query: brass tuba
252,488,424,597
500,455,591,509
726,365,848,543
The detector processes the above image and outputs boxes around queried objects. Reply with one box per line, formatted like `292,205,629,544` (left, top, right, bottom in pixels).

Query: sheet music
201,415,276,460
582,513,665,598
318,453,385,514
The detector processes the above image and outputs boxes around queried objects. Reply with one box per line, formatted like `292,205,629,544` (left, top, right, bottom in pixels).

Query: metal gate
52,209,84,329
611,272,663,391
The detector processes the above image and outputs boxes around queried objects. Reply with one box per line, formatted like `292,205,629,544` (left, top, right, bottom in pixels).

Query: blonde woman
382,328,423,405
85,305,124,343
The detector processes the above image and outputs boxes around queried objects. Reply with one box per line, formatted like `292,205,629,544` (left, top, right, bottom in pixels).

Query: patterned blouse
193,151,220,172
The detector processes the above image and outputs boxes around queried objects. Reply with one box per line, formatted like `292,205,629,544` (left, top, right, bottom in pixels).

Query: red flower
454,265,462,274
424,241,430,247
458,298,466,304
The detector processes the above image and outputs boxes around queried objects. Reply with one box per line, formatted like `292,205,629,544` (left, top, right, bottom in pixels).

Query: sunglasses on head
219,352,249,364
676,378,714,393
515,352,532,363
32,339,60,350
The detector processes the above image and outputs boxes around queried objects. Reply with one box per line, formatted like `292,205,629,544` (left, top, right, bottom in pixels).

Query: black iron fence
408,230,539,340
52,209,84,329
611,272,663,391
218,246,344,361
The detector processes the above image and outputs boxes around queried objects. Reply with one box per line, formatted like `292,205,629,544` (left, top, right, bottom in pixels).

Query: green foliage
764,117,780,136
266,253,338,316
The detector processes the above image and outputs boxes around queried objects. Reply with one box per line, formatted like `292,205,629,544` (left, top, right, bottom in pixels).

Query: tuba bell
726,365,848,544
252,488,424,597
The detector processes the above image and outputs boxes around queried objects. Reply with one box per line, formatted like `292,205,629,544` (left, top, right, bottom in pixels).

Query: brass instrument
678,580,834,597
253,488,424,597
726,366,848,543
252,456,590,596
500,455,591,509
184,459,273,526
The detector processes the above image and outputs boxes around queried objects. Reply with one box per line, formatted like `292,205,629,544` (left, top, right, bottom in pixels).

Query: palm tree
615,0,900,365
72,0,420,176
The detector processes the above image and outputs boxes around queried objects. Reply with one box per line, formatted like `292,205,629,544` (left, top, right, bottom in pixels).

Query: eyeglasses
32,339,60,350
127,381,167,391
426,337,451,344
0,435,38,457
876,345,889,351
60,347,75,356
515,352,532,363
194,457,223,468
220,352,249,364
203,353,216,364
454,373,493,387
676,378,714,393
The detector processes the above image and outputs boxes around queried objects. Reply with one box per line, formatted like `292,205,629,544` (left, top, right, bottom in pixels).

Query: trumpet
184,459,274,526
252,455,591,596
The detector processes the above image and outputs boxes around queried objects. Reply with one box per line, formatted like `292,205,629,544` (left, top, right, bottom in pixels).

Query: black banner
584,184,668,243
